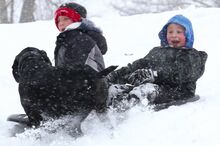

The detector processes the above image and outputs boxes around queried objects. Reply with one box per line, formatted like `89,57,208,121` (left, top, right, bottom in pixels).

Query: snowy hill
0,7,220,146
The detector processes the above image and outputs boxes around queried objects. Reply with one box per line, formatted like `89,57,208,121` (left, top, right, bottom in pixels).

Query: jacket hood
158,14,194,48
56,18,107,56
79,18,102,33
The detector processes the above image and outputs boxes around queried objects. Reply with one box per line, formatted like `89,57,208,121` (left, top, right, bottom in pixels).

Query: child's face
166,23,186,48
57,16,73,32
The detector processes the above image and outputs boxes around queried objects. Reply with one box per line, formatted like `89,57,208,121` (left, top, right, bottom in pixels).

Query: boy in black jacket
12,2,109,133
107,15,207,111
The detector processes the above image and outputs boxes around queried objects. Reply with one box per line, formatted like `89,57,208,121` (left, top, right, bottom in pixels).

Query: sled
153,95,200,111
7,114,30,126
7,114,31,136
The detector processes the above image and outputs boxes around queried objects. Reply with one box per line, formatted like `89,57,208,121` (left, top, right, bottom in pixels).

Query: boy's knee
12,47,51,83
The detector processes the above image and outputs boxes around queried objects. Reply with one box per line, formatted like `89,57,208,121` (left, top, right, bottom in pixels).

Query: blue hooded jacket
158,15,194,48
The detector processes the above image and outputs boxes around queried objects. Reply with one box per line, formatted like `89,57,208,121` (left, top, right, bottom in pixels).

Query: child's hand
128,68,157,86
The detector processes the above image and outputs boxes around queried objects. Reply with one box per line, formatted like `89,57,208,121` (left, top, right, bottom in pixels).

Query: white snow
0,5,220,146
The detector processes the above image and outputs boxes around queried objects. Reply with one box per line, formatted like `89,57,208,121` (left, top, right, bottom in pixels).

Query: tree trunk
0,0,8,23
10,0,14,23
19,0,36,23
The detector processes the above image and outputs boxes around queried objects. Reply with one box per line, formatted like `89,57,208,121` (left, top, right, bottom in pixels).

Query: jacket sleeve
57,31,105,77
106,57,150,84
106,47,157,84
155,48,208,85
173,49,207,84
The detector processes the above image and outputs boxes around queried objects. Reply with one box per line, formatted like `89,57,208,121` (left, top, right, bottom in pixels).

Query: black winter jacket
54,20,108,112
55,19,107,74
108,46,207,103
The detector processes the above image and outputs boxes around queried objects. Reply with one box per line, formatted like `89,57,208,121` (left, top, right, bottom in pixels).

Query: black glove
106,71,118,83
128,68,157,86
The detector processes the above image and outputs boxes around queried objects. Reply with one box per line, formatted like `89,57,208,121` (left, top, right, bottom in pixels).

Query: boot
129,83,160,105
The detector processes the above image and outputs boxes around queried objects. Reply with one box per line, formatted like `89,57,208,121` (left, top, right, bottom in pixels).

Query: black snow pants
12,47,108,129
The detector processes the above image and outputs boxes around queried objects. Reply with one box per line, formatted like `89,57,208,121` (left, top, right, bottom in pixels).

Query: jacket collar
64,22,81,31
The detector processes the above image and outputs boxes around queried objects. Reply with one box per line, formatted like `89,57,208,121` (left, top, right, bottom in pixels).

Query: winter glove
106,71,118,84
128,68,157,86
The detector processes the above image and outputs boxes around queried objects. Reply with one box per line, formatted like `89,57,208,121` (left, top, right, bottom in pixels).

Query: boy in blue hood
159,14,194,48
107,15,207,111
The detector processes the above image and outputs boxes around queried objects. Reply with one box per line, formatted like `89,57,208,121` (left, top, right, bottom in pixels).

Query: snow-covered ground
0,5,220,146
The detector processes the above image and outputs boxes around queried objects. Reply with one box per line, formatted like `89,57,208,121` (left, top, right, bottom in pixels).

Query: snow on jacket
54,19,107,74
107,14,208,103
108,46,207,103
54,19,108,112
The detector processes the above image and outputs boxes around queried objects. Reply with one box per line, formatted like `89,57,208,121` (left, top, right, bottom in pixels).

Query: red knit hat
54,7,81,29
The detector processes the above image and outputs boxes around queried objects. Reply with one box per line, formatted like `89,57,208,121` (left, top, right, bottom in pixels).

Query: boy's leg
129,83,160,105
107,84,134,111
92,78,108,113
18,84,44,126
12,47,52,126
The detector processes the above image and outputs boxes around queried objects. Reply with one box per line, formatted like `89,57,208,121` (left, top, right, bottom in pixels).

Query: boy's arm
174,49,208,83
106,58,148,84
145,47,208,85
62,33,105,76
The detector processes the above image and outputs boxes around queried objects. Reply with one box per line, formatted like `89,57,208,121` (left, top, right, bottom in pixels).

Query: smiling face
57,16,73,32
166,23,186,48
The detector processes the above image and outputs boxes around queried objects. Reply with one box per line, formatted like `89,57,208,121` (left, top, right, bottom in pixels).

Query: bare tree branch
193,0,212,7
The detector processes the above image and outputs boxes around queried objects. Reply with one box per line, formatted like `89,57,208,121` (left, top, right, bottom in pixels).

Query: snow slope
0,6,220,146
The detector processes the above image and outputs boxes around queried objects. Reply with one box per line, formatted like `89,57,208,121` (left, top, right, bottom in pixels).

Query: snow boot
129,83,160,105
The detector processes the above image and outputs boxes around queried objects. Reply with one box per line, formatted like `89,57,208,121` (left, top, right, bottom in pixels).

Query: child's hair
158,14,194,48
